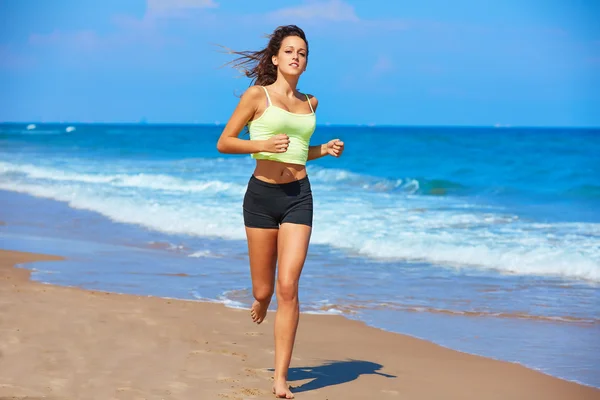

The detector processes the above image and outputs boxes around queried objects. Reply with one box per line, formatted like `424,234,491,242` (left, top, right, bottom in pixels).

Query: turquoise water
1,122,599,387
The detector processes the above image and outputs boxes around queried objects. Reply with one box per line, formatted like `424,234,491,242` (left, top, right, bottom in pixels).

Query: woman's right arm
217,86,290,154
216,86,265,154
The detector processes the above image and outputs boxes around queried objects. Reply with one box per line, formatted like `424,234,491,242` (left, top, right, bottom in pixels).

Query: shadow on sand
270,359,396,393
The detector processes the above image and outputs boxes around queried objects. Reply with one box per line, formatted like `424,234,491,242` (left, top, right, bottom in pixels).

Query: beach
3,1,600,397
1,249,598,400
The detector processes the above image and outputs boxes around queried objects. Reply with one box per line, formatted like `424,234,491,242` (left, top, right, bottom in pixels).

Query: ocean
1,122,599,387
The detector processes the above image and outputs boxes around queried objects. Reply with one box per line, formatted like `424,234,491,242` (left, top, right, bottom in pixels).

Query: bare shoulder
305,93,319,111
236,85,267,112
242,85,265,101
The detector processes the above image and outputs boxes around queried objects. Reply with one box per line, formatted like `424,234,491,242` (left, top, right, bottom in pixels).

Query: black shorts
243,175,313,229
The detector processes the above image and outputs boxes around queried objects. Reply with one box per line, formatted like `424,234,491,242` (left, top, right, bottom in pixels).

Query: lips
290,62,299,67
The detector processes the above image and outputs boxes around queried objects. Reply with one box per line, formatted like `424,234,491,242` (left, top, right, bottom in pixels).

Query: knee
276,279,298,303
253,284,273,303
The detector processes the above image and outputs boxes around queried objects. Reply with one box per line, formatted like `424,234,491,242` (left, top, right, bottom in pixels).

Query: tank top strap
261,86,272,106
305,94,314,113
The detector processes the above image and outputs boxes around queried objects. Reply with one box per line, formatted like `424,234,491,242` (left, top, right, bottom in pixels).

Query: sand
0,249,598,400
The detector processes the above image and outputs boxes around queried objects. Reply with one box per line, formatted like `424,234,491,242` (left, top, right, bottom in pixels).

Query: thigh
277,223,312,284
245,227,279,290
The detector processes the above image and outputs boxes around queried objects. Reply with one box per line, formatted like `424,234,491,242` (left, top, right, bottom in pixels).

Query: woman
216,25,344,399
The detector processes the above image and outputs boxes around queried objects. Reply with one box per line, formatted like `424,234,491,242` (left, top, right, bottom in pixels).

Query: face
272,35,308,75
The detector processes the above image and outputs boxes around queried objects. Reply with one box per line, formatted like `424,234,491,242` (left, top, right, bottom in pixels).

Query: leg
245,227,278,324
273,222,312,399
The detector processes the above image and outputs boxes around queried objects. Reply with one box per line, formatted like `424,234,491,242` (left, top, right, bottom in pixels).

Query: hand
263,133,289,153
326,138,344,157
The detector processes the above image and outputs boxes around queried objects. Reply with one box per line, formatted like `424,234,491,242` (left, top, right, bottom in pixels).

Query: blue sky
1,0,599,127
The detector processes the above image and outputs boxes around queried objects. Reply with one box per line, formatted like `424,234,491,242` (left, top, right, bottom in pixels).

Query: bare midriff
253,159,307,184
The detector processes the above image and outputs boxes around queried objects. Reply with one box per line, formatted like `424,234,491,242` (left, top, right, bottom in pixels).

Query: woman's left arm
308,140,344,161
307,143,328,161
306,95,345,161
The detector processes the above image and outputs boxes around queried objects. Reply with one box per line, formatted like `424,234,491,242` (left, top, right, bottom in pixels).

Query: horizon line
1,121,599,130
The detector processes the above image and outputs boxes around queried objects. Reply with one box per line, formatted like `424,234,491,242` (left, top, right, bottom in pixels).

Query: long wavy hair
223,25,309,87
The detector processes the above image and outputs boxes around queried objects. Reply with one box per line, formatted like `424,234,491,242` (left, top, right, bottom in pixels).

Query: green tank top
248,86,316,166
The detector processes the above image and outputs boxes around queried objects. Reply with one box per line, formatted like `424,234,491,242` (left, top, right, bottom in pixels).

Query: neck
271,73,300,97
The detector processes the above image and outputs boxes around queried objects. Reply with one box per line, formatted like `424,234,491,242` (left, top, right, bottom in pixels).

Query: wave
8,160,598,203
0,128,65,135
0,162,245,195
201,291,599,324
3,161,468,198
308,166,465,196
1,160,599,283
2,178,599,283
0,123,80,135
189,250,223,258
322,303,599,324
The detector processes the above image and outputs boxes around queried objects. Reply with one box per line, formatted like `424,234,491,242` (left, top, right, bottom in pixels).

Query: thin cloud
28,30,102,49
27,25,177,53
146,0,218,18
112,0,219,33
371,55,393,75
268,0,359,23
25,0,219,50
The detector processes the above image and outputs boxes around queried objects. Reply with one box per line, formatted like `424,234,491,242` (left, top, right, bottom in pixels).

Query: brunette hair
224,25,309,86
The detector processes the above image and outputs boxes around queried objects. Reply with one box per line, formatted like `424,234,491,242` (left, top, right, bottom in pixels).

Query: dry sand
1,249,598,399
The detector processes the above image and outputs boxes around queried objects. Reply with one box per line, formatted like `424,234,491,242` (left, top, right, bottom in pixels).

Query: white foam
308,166,420,193
303,308,345,315
190,291,247,309
2,160,599,283
189,250,222,258
311,202,600,281
0,162,245,195
0,181,246,240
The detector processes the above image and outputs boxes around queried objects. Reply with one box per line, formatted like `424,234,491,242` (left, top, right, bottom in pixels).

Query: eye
285,50,292,53
299,53,306,57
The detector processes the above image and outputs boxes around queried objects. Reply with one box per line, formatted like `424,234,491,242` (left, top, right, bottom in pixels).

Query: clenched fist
263,133,290,153
326,138,344,157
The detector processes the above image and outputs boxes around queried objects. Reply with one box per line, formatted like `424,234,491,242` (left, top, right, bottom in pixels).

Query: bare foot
250,299,270,324
272,379,294,399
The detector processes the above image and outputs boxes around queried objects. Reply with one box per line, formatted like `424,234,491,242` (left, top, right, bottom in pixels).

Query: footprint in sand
0,385,48,398
231,351,247,359
245,331,263,336
215,349,248,359
240,387,264,396
243,367,272,378
217,377,240,384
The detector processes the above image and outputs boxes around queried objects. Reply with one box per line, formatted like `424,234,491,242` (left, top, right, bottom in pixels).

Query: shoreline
1,248,599,399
